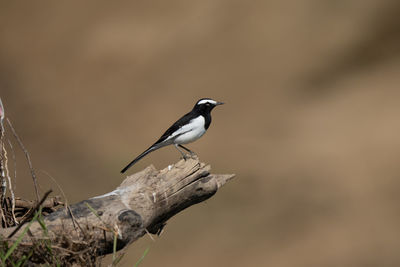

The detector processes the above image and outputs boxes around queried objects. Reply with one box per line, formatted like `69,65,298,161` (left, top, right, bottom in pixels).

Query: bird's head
193,98,224,113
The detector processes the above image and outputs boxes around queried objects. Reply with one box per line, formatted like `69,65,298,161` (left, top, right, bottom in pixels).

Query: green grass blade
85,202,102,220
15,250,32,267
134,247,150,267
0,246,5,262
112,254,124,266
112,232,117,264
4,208,41,261
37,212,49,236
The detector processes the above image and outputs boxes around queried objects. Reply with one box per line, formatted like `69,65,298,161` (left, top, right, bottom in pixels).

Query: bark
0,157,234,258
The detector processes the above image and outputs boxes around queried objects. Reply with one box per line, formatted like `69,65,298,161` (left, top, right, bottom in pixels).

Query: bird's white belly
171,116,206,144
174,126,206,144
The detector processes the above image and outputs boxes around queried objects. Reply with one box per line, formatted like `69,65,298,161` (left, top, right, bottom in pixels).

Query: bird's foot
182,152,198,160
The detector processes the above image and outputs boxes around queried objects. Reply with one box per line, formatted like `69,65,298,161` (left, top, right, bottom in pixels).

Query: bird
121,98,224,173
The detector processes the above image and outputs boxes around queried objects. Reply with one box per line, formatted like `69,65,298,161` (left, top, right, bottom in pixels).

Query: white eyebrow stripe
197,99,217,105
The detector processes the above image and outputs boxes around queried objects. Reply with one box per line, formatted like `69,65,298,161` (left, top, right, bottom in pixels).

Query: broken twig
6,118,40,202
7,190,52,238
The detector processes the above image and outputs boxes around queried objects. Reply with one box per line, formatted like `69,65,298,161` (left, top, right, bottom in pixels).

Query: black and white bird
121,98,224,173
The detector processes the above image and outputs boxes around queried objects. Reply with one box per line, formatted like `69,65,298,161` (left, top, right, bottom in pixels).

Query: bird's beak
216,101,224,105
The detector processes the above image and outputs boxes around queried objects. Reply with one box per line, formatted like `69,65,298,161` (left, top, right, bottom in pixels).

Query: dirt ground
1,1,400,266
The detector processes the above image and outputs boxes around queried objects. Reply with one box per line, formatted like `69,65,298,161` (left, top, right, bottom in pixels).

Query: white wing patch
167,116,206,144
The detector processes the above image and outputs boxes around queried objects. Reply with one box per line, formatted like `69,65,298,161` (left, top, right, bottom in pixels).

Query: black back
154,98,218,145
154,111,195,144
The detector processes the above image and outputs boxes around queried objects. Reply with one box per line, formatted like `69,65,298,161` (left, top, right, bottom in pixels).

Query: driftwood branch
0,157,234,262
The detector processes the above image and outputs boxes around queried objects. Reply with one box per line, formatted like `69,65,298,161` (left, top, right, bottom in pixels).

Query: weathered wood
0,157,234,258
13,196,62,210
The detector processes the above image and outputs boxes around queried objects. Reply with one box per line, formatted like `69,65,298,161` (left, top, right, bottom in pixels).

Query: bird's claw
182,152,198,161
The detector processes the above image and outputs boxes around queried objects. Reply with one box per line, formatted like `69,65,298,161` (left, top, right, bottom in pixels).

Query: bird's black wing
120,110,195,173
154,111,194,144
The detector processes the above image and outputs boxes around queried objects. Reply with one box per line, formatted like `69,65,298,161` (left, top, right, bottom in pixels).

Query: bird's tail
120,146,158,173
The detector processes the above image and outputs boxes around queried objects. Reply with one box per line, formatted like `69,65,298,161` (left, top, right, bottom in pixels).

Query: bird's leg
178,145,197,158
174,144,189,160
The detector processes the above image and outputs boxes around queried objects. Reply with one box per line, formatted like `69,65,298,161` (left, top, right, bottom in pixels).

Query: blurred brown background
1,1,400,266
